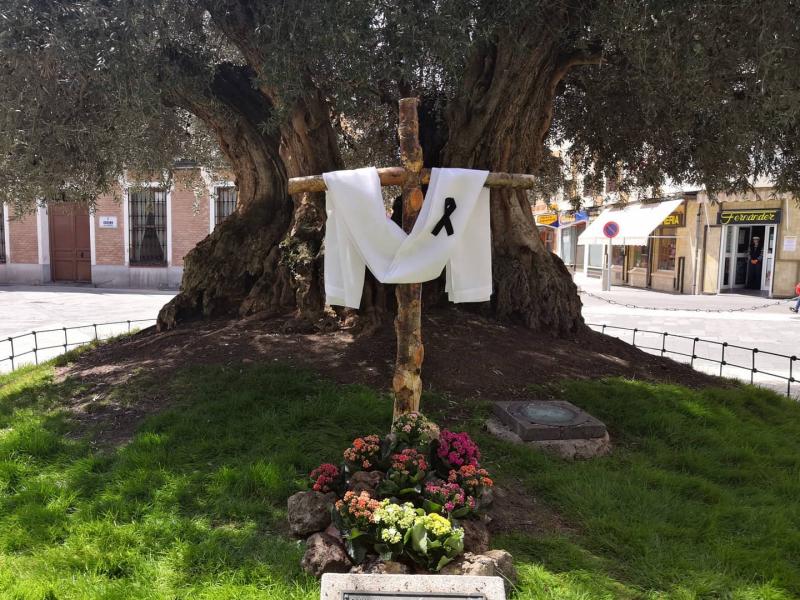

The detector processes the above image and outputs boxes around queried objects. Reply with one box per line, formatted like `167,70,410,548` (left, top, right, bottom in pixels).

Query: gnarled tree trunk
157,62,296,329
159,14,594,335
438,32,590,334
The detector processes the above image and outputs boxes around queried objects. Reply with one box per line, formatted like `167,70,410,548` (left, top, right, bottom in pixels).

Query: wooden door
49,203,91,282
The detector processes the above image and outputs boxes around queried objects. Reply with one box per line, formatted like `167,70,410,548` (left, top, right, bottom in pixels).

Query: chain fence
579,288,796,313
588,322,797,398
1,319,156,373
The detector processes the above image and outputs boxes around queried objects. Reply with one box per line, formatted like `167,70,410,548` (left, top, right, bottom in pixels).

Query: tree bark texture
157,61,296,329
392,98,424,419
439,30,587,334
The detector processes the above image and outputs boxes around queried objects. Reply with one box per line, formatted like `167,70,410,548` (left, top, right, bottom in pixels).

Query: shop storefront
716,208,780,293
535,212,558,253
700,192,800,298
559,211,588,272
578,198,690,292
564,183,799,298
534,210,588,272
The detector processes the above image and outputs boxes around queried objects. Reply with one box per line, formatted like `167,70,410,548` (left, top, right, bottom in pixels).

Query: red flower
309,463,340,493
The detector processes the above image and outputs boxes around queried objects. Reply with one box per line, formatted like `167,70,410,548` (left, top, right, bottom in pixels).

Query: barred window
129,189,167,266
215,186,237,226
0,204,6,263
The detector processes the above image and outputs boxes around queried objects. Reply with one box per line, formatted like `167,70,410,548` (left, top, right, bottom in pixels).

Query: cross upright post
392,97,425,420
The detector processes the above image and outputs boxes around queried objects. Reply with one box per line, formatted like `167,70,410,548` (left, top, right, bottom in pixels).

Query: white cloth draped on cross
323,167,492,308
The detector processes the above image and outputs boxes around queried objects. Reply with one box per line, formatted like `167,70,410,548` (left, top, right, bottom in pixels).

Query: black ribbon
431,197,457,237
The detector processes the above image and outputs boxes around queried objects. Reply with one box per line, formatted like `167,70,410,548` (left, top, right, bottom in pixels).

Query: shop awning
577,199,683,246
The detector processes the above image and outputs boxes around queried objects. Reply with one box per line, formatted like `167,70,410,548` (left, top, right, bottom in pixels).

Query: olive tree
1,0,797,333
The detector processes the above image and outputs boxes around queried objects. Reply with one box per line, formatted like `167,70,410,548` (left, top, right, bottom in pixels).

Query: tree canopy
2,0,798,213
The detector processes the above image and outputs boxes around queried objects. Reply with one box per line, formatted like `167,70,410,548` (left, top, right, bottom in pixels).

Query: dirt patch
58,308,727,446
487,482,572,536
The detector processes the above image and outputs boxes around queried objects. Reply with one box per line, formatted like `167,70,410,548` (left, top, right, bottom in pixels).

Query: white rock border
321,573,506,600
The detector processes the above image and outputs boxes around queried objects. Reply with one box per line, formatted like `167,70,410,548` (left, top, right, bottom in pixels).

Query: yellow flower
418,513,452,536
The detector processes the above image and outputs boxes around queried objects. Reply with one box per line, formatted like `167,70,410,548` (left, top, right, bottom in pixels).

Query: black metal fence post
8,337,14,370
751,348,758,384
33,331,38,365
63,327,68,354
661,332,667,357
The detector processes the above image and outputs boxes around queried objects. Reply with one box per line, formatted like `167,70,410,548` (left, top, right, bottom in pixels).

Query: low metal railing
3,318,796,399
1,319,156,372
588,322,797,398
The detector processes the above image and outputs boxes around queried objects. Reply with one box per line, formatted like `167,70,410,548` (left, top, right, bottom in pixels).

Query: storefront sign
99,216,117,228
662,203,686,227
535,212,559,227
718,209,781,225
559,211,589,226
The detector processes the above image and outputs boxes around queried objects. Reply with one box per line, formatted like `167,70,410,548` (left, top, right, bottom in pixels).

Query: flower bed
302,413,493,572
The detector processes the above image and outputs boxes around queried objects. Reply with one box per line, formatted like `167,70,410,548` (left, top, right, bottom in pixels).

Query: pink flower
437,429,480,468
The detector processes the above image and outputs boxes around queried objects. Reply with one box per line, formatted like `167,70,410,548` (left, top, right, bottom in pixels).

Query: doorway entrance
720,224,776,294
49,203,91,282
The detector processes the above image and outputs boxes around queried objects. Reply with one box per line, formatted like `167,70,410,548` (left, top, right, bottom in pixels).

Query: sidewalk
0,284,174,339
576,273,799,398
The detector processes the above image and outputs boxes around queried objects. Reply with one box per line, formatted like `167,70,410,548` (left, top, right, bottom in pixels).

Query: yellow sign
662,202,686,227
662,214,684,227
718,209,781,225
535,213,558,226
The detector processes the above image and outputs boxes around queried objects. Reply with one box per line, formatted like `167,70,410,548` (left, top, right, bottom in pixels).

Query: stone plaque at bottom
321,574,505,600
343,594,484,600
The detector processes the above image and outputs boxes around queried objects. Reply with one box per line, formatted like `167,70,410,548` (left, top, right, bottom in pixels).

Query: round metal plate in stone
520,403,578,425
492,400,608,441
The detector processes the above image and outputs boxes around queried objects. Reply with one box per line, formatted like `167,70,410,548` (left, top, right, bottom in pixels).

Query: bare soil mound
58,309,727,445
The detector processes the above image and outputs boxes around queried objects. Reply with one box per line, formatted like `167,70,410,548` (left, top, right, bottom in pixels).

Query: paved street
577,274,800,398
0,285,174,372
0,285,174,339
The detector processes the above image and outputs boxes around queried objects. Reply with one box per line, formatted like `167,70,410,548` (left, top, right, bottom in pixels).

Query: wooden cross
288,98,538,420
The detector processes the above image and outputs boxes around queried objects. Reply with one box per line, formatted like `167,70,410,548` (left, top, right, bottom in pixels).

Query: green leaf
410,522,428,554
403,527,413,544
375,542,394,561
376,478,399,496
423,499,443,514
435,554,455,572
444,531,464,555
451,506,470,519
345,538,368,564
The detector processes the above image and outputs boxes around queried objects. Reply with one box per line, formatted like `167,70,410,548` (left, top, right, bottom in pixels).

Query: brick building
0,170,236,289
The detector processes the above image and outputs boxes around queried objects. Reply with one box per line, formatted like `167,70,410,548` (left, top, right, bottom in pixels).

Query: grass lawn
1,361,799,599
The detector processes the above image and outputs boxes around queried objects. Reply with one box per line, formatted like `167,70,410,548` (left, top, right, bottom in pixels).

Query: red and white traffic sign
602,221,620,239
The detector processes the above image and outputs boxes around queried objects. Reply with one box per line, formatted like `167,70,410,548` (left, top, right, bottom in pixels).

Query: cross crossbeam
288,167,538,195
